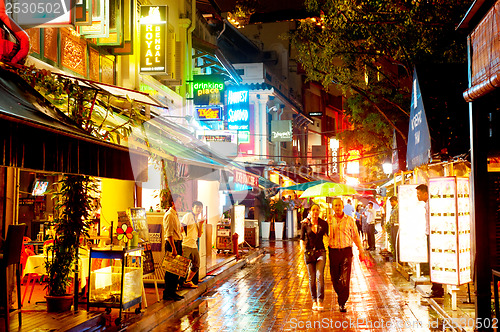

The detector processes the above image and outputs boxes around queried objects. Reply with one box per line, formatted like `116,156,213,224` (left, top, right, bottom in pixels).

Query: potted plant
45,175,98,312
257,192,272,239
270,199,287,240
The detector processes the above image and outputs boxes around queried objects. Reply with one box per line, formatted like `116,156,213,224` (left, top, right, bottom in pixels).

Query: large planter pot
261,221,271,239
45,294,73,312
275,222,284,240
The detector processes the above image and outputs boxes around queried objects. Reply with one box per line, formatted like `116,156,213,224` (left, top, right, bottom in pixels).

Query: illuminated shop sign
226,89,250,131
196,106,222,121
203,135,232,142
193,75,225,106
271,120,292,142
139,6,166,74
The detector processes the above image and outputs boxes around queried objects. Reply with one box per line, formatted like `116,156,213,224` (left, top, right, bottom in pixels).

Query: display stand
216,223,232,254
428,177,472,311
87,246,144,326
428,177,472,286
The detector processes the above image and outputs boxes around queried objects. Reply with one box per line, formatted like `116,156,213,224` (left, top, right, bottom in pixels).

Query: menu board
128,208,150,243
398,184,428,263
428,177,471,285
142,243,155,275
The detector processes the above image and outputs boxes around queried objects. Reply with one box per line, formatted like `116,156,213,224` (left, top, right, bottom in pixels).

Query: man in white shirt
181,201,205,289
162,195,184,301
364,202,376,251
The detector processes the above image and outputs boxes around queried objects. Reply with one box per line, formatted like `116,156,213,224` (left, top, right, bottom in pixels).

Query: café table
26,241,44,255
22,253,90,304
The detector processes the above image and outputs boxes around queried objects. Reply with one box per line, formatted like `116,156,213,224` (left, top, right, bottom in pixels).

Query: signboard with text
406,68,431,170
193,75,225,106
226,89,250,131
139,5,166,74
197,130,238,157
233,169,258,188
196,106,222,121
271,120,292,142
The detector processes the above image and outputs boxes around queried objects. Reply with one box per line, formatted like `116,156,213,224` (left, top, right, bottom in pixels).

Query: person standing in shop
180,201,205,289
162,195,184,301
329,198,365,313
416,184,444,298
364,202,376,251
300,203,329,311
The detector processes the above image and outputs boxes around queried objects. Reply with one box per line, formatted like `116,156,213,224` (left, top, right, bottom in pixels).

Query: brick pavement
151,240,442,331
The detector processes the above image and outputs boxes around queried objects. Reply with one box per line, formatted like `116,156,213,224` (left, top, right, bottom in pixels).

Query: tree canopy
289,0,473,155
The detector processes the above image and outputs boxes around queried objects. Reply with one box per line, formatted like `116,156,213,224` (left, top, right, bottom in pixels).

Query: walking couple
300,198,365,312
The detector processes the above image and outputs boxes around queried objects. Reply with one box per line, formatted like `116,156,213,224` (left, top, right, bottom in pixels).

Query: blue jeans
305,251,326,302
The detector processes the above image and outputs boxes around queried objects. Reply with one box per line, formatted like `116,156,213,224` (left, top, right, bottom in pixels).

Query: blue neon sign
226,89,250,130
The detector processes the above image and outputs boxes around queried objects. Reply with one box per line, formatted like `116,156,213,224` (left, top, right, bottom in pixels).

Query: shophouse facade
458,0,500,324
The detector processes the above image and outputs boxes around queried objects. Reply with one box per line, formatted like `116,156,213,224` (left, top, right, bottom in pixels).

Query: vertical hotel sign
140,6,166,74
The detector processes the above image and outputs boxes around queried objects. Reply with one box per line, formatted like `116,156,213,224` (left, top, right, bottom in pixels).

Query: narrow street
150,240,442,331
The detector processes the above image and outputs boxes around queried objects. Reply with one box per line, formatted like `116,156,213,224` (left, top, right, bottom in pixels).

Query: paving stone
152,240,443,331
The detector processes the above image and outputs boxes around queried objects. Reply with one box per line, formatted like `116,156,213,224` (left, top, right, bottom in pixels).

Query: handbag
304,249,324,264
161,251,191,278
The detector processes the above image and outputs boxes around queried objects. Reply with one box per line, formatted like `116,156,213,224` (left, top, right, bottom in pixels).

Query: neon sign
139,6,166,73
226,89,250,131
196,106,222,121
193,75,225,106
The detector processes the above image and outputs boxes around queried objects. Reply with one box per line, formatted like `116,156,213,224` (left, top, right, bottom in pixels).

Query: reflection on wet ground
151,240,443,331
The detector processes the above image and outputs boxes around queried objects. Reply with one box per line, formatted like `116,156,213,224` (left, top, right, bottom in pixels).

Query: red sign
233,170,259,188
196,107,222,121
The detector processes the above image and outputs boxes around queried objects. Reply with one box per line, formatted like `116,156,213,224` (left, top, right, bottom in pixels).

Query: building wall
100,178,136,236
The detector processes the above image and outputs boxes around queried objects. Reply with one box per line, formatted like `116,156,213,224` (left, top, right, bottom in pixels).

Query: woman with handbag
300,204,329,310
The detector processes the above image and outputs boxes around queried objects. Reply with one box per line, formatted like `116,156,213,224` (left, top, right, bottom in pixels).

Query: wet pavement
150,240,445,331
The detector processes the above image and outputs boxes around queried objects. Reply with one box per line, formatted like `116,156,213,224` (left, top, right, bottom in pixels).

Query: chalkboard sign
142,242,155,275
128,208,150,243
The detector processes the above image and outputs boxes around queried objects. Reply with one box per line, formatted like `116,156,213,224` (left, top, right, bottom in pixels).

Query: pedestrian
162,195,184,301
302,197,312,220
343,199,355,218
329,197,365,313
300,203,328,311
416,184,444,298
355,204,363,238
385,196,399,261
180,200,205,289
364,202,376,251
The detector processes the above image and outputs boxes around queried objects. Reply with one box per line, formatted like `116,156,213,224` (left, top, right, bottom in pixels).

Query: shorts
182,246,200,273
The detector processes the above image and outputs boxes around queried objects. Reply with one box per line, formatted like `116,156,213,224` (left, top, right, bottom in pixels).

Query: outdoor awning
0,68,147,181
52,72,168,113
278,180,329,191
193,36,242,85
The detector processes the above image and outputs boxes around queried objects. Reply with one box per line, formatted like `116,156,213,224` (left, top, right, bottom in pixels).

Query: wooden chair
0,224,26,331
